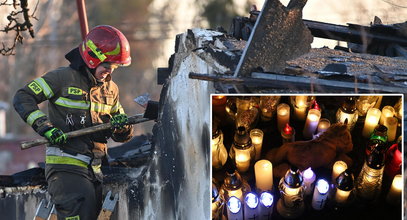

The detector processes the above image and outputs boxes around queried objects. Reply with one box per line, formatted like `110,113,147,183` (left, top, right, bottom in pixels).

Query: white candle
332,161,347,183
227,196,244,220
303,109,321,139
277,103,290,132
334,188,351,204
294,96,308,121
250,129,264,161
380,106,395,125
384,117,398,142
386,174,402,205
362,108,381,138
244,193,259,220
259,192,274,219
311,179,329,210
235,150,251,173
303,167,316,196
317,118,331,134
255,160,273,191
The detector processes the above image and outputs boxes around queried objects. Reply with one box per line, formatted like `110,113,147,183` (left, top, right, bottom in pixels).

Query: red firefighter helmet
79,25,131,69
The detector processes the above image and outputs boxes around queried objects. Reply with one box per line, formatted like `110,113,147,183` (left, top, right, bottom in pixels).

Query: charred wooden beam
189,72,407,93
303,20,407,47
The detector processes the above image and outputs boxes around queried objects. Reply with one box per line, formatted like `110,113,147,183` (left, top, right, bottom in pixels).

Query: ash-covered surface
286,48,407,87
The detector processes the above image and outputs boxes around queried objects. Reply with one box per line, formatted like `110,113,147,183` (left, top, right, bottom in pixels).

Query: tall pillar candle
227,196,244,220
303,167,316,196
244,193,260,220
250,129,264,161
277,103,290,132
332,161,347,183
380,106,395,125
259,192,274,220
384,117,398,142
294,96,308,121
362,108,381,138
317,118,330,134
303,109,321,139
311,179,330,210
255,160,273,191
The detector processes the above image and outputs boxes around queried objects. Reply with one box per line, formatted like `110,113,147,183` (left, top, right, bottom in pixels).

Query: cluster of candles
211,95,402,219
213,161,402,219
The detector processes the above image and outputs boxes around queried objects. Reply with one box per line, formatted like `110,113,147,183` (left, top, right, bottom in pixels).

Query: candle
259,192,274,220
303,167,316,196
332,161,347,183
255,160,273,191
384,117,398,142
235,150,251,173
227,196,244,220
311,179,329,210
277,103,290,132
281,123,295,143
335,188,351,204
303,109,321,139
294,96,308,121
317,118,331,134
362,108,381,138
386,174,402,205
380,106,395,125
250,129,264,161
244,193,260,220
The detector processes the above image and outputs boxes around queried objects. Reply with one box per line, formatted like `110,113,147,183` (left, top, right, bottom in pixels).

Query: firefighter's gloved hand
44,128,67,145
110,114,128,129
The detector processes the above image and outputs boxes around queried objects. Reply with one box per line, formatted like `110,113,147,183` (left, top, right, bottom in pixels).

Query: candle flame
284,123,293,135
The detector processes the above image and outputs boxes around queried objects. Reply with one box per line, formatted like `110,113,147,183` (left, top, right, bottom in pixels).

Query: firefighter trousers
47,171,102,220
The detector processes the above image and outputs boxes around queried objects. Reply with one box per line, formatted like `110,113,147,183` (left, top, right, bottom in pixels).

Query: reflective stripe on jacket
13,66,133,158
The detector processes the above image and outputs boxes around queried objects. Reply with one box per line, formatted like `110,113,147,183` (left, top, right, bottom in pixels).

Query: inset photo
211,95,402,220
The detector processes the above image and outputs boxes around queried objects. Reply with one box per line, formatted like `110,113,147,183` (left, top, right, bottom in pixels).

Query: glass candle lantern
379,106,395,125
250,129,264,161
259,192,274,219
277,103,290,132
229,126,256,173
236,107,259,131
355,149,385,202
259,96,281,122
334,169,354,206
311,179,330,210
226,196,244,220
236,96,252,113
362,108,381,138
386,174,402,205
366,125,387,156
212,125,228,170
212,95,227,118
292,96,308,121
356,96,380,117
336,97,358,130
212,180,222,219
281,123,295,143
244,193,259,220
220,169,251,203
303,108,321,139
254,160,273,192
277,166,305,219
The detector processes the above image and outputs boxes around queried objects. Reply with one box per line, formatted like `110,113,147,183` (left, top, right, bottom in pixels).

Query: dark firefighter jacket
13,48,133,162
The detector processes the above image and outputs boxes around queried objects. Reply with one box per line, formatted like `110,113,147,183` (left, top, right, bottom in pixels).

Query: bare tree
0,0,38,55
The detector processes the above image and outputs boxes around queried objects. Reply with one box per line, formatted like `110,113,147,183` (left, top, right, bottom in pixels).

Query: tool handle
21,114,147,150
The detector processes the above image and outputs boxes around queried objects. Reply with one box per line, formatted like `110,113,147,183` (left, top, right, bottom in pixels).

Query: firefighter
13,25,133,220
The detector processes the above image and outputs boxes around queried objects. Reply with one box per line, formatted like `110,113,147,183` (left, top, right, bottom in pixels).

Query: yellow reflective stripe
46,155,88,168
55,97,90,109
91,102,112,114
92,164,102,173
104,42,121,55
111,102,123,114
26,110,46,126
66,215,80,220
34,78,54,99
86,40,107,62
